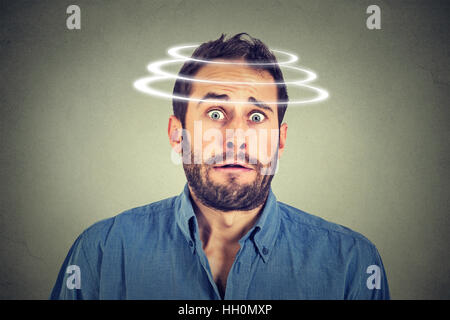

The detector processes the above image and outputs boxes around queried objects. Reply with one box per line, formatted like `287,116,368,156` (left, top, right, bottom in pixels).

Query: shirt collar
249,186,281,263
175,183,281,263
175,184,198,251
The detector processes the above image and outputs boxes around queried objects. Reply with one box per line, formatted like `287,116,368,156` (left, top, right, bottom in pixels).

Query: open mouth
213,163,253,171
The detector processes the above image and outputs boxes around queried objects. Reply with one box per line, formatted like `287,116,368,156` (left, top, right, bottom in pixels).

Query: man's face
169,59,287,211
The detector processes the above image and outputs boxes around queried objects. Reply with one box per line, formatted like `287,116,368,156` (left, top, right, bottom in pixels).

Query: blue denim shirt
50,184,390,299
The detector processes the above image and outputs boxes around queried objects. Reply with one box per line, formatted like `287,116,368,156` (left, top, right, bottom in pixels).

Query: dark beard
182,151,277,212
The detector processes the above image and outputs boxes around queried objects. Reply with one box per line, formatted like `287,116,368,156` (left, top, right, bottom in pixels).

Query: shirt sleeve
345,237,390,300
49,230,101,300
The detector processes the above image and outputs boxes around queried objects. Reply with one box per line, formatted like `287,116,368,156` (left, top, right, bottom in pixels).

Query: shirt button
262,247,269,255
188,240,194,247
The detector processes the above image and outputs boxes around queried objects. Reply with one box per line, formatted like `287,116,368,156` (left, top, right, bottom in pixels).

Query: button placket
224,243,253,300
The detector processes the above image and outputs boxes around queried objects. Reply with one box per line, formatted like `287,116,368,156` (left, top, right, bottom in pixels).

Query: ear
277,122,288,159
168,115,183,154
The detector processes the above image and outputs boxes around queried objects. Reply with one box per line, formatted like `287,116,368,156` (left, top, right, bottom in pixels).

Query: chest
203,242,241,295
98,237,346,299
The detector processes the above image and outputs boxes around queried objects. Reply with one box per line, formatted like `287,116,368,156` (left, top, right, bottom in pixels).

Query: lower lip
213,166,253,173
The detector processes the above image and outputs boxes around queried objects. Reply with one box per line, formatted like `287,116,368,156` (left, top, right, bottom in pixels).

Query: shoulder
277,201,377,251
79,195,178,247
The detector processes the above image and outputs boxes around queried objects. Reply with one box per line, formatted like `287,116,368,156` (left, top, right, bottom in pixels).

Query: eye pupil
208,110,223,120
251,113,263,122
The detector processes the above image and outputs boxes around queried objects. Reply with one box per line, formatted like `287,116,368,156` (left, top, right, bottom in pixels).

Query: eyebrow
197,92,274,113
198,92,230,104
248,97,274,113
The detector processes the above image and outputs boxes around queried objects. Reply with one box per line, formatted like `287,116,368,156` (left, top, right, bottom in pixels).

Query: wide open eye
249,112,265,123
207,109,225,120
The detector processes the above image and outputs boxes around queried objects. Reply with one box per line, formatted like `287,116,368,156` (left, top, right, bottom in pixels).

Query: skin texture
168,59,287,298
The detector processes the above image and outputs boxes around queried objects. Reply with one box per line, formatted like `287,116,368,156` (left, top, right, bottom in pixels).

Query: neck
188,186,266,245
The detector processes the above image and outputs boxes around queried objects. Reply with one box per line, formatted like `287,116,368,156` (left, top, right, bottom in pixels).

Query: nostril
239,143,246,150
226,141,234,149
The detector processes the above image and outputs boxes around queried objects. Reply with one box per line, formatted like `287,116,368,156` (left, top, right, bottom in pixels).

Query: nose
222,109,252,159
226,141,246,150
224,119,249,158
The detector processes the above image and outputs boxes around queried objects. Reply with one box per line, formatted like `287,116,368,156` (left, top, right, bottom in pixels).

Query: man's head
168,33,288,211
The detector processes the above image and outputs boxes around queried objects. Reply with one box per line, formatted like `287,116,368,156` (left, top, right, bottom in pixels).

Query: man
51,33,390,299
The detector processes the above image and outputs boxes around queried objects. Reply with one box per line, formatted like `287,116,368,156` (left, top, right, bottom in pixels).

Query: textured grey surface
0,0,449,299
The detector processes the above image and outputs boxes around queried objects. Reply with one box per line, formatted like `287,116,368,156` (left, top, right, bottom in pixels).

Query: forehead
190,59,277,101
194,59,274,82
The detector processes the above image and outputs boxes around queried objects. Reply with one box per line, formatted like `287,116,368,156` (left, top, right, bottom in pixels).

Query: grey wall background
0,0,449,299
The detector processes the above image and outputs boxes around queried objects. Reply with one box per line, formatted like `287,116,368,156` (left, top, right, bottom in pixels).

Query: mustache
183,149,261,167
203,151,260,167
182,149,279,175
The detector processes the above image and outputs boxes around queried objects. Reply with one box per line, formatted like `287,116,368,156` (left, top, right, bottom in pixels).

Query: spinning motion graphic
134,45,329,105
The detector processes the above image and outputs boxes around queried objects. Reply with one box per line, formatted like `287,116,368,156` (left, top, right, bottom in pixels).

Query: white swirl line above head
133,75,329,105
133,44,329,105
147,59,317,85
